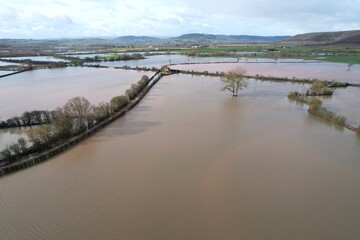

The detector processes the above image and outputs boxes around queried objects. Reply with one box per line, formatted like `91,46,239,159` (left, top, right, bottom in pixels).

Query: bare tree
110,96,128,113
52,107,73,138
221,67,247,97
28,124,56,149
64,96,91,133
92,102,111,121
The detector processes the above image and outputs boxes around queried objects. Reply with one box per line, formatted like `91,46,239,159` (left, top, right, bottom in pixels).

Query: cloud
0,0,359,38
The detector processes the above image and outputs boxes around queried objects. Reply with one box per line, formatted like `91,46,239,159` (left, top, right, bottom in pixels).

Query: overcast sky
0,0,359,39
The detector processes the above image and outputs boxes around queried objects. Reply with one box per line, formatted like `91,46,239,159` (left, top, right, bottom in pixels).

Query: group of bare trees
0,110,52,128
0,75,151,164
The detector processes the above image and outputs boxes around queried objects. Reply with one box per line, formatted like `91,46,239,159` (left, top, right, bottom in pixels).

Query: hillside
173,33,289,43
114,36,162,42
112,34,289,44
286,30,360,44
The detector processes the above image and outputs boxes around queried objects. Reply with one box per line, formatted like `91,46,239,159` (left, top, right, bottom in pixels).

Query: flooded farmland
1,56,69,62
94,54,237,68
0,67,146,150
174,61,360,83
0,73,359,240
0,67,145,119
321,87,360,126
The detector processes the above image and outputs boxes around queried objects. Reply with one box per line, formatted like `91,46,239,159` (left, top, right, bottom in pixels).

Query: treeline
0,59,67,69
83,53,144,63
171,67,351,88
0,75,151,165
286,77,360,133
0,110,51,128
287,91,349,127
252,74,349,87
185,52,239,58
89,65,160,72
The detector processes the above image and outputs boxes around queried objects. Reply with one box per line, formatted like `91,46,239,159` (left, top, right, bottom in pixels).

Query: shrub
307,80,333,96
333,115,347,126
308,97,322,111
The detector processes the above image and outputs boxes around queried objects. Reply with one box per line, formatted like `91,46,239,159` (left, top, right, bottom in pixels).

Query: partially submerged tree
92,102,111,122
221,67,247,96
64,96,91,133
52,107,73,139
110,96,128,113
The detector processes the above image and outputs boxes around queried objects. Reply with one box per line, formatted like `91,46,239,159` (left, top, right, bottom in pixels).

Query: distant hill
172,33,289,43
112,34,289,44
285,30,360,44
114,36,161,42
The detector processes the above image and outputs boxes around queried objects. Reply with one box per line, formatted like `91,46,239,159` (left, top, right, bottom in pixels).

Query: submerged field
0,56,360,239
1,74,360,239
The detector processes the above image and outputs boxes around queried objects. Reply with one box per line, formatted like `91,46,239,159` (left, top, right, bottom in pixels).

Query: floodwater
1,74,359,240
0,67,146,119
0,128,29,152
1,56,69,62
0,61,21,66
174,61,360,83
321,87,360,126
0,70,14,76
66,53,116,59
0,67,145,150
93,54,237,68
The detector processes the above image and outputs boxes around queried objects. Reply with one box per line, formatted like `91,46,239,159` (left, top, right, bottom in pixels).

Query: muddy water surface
0,128,29,152
95,54,236,68
321,87,360,126
0,67,145,119
174,62,360,83
0,67,145,149
0,74,359,240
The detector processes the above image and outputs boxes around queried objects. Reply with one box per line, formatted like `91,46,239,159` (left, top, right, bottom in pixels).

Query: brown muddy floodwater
0,67,145,119
0,74,360,240
321,87,360,127
174,62,360,83
0,67,146,150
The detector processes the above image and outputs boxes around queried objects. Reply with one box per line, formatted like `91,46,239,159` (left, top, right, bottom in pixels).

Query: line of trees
83,53,144,63
287,91,348,126
307,97,347,126
0,75,151,165
0,110,52,128
0,59,67,69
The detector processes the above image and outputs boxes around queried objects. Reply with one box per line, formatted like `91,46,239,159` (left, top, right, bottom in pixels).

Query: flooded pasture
0,70,15,76
0,67,146,150
0,128,29,152
1,56,69,62
94,54,237,68
0,67,145,119
174,61,360,83
321,87,360,126
0,74,359,240
0,61,21,66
